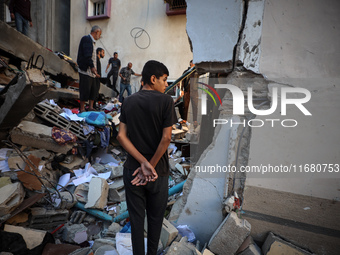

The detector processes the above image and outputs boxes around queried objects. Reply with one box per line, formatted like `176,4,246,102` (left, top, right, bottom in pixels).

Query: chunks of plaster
85,177,109,209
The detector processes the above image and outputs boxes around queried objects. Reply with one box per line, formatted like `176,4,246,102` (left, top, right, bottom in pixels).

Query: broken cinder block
29,207,69,230
208,211,251,255
62,223,88,244
85,177,109,209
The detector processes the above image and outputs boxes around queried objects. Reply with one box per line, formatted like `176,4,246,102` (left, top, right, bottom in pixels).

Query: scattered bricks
4,224,46,250
85,177,109,209
108,187,125,203
29,207,69,230
10,121,74,154
62,223,88,244
165,237,202,255
0,182,25,217
208,211,251,255
70,211,87,224
34,101,89,140
74,183,89,203
262,232,314,255
236,236,262,255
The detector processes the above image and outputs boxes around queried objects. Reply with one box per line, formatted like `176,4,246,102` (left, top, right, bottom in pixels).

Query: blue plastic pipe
74,180,186,222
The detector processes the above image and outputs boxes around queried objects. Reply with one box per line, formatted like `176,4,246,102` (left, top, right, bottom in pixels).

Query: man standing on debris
76,25,102,113
117,60,177,255
9,0,33,36
105,51,121,96
118,62,141,102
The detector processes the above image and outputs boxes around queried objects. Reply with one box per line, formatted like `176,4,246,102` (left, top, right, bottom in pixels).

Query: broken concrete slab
0,21,78,80
62,223,88,244
85,177,109,209
108,165,124,179
4,224,46,250
186,0,243,66
262,232,314,255
173,121,240,244
208,212,251,255
92,238,117,251
202,249,215,255
0,182,25,217
109,177,124,190
145,217,178,249
108,187,125,203
10,121,74,154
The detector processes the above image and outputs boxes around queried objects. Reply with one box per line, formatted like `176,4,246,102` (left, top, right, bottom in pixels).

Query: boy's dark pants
123,168,168,255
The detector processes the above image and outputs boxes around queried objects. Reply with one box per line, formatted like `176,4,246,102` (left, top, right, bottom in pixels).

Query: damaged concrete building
0,0,339,254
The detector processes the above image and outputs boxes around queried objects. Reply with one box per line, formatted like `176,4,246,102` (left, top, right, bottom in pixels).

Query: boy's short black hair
142,60,169,85
96,47,103,54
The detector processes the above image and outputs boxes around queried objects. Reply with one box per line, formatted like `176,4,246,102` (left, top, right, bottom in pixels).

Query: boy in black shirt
117,60,177,255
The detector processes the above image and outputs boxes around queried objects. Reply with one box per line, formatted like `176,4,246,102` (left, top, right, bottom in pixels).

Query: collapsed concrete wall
181,0,340,254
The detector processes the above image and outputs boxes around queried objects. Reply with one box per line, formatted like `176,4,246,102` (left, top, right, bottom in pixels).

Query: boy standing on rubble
117,60,177,255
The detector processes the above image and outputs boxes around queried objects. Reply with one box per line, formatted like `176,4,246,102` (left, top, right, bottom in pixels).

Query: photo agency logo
198,83,312,128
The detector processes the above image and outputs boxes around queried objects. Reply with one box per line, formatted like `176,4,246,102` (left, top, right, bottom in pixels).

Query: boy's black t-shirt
119,89,177,176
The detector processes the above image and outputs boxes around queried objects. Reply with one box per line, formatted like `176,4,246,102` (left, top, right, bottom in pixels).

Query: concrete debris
74,183,89,203
262,232,314,255
61,223,88,244
29,207,69,230
237,236,262,255
70,211,87,224
93,245,118,255
208,212,251,255
0,182,25,217
165,236,202,255
85,177,109,209
0,176,11,188
10,120,74,154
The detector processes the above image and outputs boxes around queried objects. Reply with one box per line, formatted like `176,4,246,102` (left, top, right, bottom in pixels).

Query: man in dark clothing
9,0,33,36
77,25,102,112
118,62,141,102
105,52,120,96
117,60,177,255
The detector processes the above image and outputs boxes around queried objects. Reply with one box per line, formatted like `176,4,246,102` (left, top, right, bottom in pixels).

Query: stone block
107,165,124,179
0,182,25,217
4,224,46,250
85,177,109,209
104,222,122,237
208,212,251,255
161,218,179,248
29,207,69,230
74,183,89,203
62,223,88,244
108,187,125,203
262,232,314,255
109,177,124,190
